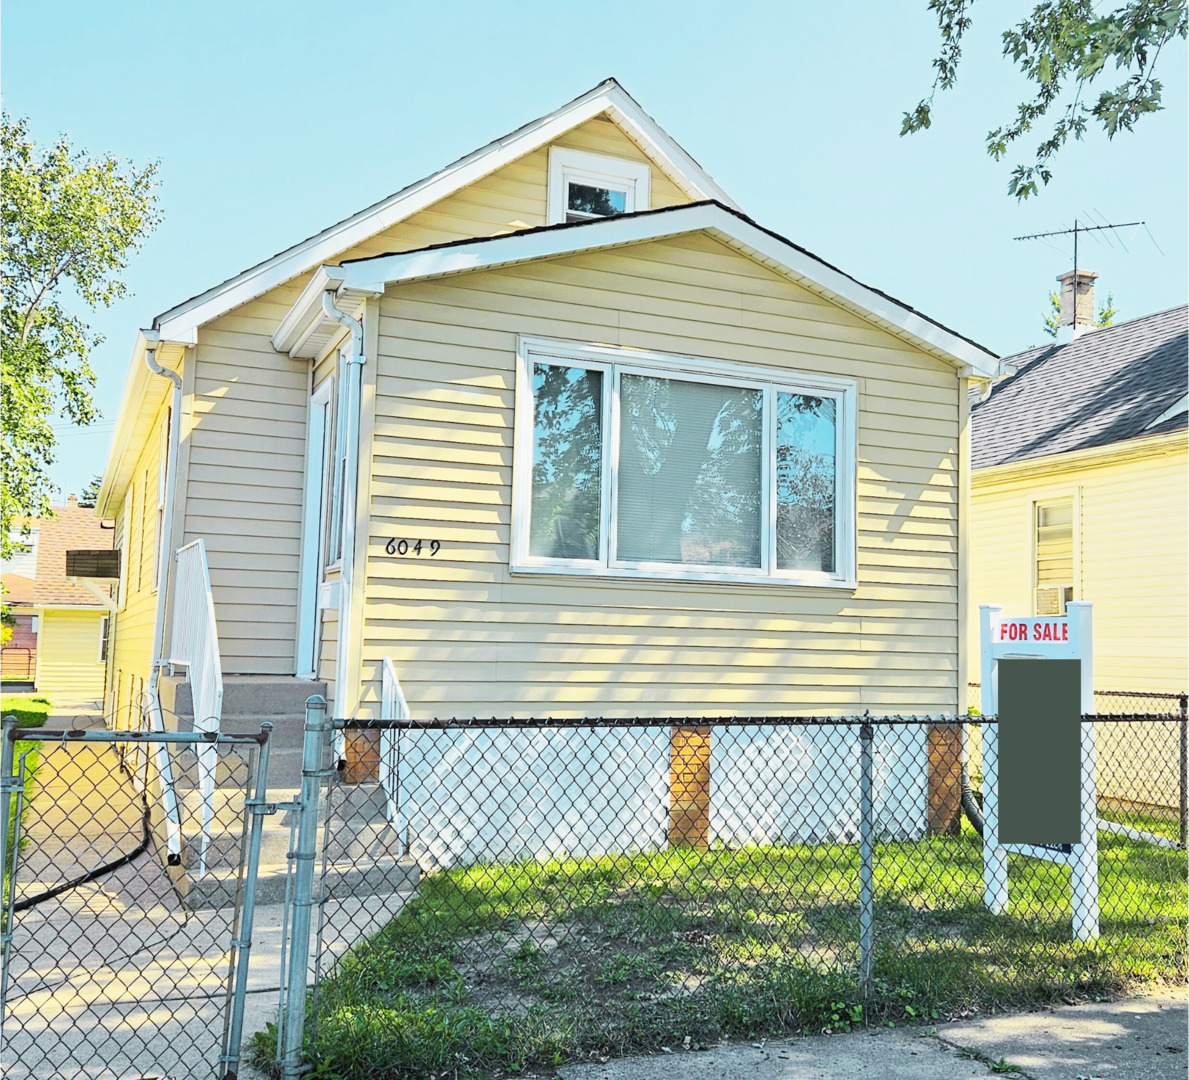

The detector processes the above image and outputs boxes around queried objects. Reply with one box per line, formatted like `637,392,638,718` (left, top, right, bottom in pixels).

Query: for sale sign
979,602,1098,941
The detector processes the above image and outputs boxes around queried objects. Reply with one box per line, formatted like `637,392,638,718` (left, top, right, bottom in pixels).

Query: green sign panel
997,658,1081,846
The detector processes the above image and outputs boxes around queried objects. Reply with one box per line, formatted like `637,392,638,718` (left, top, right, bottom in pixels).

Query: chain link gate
265,702,1185,1080
0,718,273,1080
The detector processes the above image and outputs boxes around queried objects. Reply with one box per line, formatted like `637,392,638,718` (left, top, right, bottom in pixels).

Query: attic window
547,147,650,226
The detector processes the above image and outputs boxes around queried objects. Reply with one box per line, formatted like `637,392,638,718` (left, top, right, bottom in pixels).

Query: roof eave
154,80,738,345
294,204,997,378
97,331,186,517
973,425,1188,481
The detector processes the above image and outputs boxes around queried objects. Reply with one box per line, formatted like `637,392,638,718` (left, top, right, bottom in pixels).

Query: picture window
514,339,856,586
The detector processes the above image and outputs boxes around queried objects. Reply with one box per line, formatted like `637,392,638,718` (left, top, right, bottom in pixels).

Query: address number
385,538,441,557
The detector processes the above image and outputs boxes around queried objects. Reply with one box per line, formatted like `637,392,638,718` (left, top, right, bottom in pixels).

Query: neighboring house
1,573,38,681
95,80,998,832
0,496,115,697
968,294,1188,694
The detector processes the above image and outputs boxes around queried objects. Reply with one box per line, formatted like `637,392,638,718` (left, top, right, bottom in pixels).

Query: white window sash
513,337,857,587
546,147,651,225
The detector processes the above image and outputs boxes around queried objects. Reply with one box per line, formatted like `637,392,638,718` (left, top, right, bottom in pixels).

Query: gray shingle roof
971,305,1188,470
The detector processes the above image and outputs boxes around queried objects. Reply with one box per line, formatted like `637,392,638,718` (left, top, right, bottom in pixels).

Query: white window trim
297,375,335,677
547,147,651,226
98,615,110,663
118,501,129,611
512,336,858,588
325,348,351,572
1029,485,1081,614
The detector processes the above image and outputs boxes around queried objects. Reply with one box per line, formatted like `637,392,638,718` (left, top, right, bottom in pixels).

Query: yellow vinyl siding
107,390,171,723
967,435,1189,812
357,232,960,718
183,113,694,676
35,609,107,697
969,433,1188,693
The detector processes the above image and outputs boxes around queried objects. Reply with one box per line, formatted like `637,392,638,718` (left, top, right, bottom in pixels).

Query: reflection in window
530,363,603,559
776,393,836,573
618,375,763,567
566,182,627,223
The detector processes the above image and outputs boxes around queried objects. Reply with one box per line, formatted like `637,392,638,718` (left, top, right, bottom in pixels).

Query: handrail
169,538,225,873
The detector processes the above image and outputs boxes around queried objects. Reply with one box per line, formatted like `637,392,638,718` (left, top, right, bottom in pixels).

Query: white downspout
321,290,366,722
142,328,184,862
144,330,183,681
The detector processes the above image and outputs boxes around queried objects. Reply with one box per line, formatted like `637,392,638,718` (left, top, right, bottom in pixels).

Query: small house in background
0,496,116,698
968,285,1187,692
969,286,1188,812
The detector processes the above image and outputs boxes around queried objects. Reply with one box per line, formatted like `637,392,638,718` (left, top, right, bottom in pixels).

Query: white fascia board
1146,391,1187,429
336,204,998,377
97,330,153,517
271,265,347,354
97,331,186,518
155,82,734,343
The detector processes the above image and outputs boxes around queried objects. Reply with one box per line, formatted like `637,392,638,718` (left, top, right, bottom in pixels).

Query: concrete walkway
558,989,1188,1080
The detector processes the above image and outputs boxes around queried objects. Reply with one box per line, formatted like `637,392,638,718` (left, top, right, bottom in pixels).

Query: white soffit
153,79,737,343
312,203,999,377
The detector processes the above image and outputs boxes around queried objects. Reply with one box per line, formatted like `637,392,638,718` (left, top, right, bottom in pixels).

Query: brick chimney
1057,269,1099,340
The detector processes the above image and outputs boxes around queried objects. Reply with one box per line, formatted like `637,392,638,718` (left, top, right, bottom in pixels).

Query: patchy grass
0,694,52,729
253,834,1186,1079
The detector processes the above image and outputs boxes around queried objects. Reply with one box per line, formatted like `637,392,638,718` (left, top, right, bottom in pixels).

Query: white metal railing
380,657,410,833
170,538,225,872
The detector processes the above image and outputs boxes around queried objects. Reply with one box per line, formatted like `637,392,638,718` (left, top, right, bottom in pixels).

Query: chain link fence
255,706,1187,1080
1,720,272,1080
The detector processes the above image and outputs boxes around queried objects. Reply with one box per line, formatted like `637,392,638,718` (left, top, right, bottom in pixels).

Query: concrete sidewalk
557,988,1188,1080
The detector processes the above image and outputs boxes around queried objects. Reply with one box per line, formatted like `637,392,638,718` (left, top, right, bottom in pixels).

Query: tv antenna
1012,217,1153,279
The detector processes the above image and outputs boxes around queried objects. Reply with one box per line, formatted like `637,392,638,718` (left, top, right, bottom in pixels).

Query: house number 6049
385,538,441,556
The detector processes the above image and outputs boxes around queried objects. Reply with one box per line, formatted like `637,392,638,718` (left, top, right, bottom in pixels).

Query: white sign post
979,601,1098,941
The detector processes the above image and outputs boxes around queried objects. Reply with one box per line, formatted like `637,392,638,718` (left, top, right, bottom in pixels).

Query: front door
296,377,333,677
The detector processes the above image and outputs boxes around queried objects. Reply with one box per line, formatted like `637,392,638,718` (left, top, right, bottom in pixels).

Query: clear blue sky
5,1,1186,499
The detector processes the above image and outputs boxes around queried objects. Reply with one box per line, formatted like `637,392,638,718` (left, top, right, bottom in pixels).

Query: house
95,80,999,836
968,287,1188,693
968,287,1187,813
0,496,115,698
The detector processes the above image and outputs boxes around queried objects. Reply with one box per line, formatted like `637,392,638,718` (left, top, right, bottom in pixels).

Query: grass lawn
1,739,40,933
0,694,52,729
253,827,1186,1079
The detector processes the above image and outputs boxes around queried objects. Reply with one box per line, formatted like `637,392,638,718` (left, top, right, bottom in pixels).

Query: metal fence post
858,716,874,1000
279,696,327,1080
220,722,273,1079
0,716,18,1024
1179,694,1187,851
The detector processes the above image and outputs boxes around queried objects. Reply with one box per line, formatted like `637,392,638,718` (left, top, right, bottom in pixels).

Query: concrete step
186,858,420,909
168,714,309,788
159,674,327,724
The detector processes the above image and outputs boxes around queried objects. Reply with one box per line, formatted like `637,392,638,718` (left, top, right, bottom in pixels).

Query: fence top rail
330,712,1183,732
1,719,272,747
969,683,1187,700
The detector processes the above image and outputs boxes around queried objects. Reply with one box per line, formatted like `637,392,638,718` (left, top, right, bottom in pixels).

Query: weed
258,837,1185,1078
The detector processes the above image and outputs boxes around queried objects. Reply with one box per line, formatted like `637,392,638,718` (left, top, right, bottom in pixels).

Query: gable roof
1,501,115,608
971,305,1189,470
99,81,737,516
276,201,1000,377
152,79,737,345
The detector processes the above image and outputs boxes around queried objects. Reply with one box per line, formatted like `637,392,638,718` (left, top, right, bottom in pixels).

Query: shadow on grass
252,836,1186,1079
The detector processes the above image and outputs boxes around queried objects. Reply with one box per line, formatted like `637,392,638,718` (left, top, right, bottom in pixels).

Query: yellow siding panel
108,388,171,720
359,235,960,718
37,609,107,697
969,439,1188,693
179,113,697,676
